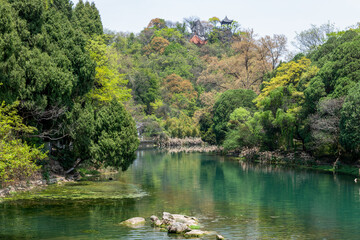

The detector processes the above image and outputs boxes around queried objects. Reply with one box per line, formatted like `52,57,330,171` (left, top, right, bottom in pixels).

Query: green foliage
223,107,257,152
0,0,140,177
0,102,46,184
303,76,326,114
163,113,199,138
153,28,184,43
69,100,139,171
129,68,160,113
73,0,103,36
199,111,216,144
340,82,360,156
90,100,139,170
0,0,95,110
212,89,257,144
86,36,131,103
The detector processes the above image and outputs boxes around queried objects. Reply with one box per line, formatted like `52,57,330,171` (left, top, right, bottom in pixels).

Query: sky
73,0,360,50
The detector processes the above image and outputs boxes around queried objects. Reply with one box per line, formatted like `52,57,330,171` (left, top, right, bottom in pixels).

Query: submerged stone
184,230,209,238
120,217,146,227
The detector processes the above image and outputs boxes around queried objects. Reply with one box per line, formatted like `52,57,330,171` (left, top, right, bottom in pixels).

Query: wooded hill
1,0,360,184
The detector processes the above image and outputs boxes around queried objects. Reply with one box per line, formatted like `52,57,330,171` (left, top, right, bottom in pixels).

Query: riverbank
0,174,76,199
0,159,82,198
235,147,360,177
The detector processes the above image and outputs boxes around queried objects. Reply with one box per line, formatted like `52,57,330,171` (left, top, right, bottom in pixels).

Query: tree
340,82,360,157
0,0,95,143
223,107,257,152
258,34,287,70
293,22,335,53
129,68,160,113
310,98,343,156
208,17,220,28
143,36,170,55
162,73,197,111
147,18,167,29
69,100,139,171
255,57,313,107
0,102,46,185
86,36,131,103
73,0,103,36
254,57,318,151
212,89,257,144
153,28,185,43
198,30,272,93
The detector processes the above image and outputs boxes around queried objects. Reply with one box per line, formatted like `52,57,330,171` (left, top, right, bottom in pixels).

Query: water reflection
1,150,360,239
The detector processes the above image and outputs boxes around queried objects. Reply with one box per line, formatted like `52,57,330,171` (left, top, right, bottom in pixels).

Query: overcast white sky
73,0,360,49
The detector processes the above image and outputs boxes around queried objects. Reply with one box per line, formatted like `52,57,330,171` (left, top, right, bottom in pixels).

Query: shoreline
233,150,360,178
2,148,359,200
0,174,76,199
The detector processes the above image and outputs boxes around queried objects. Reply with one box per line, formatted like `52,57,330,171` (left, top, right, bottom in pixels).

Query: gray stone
150,215,159,222
120,217,146,227
154,220,162,227
162,212,175,225
184,230,209,238
172,214,198,226
150,215,162,227
216,234,225,240
167,222,190,234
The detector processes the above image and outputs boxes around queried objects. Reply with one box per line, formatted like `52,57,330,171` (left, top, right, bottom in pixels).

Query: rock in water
120,217,146,227
150,215,159,222
162,212,175,225
216,234,225,239
184,230,209,238
167,222,190,234
150,215,162,227
172,214,199,226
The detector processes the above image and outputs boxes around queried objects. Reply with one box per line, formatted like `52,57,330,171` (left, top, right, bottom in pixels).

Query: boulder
216,234,225,240
172,214,199,226
149,215,162,227
162,212,175,225
120,217,146,227
167,222,190,234
154,220,162,227
150,215,159,222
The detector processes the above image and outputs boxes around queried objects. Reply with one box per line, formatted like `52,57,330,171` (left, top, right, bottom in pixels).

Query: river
1,150,360,239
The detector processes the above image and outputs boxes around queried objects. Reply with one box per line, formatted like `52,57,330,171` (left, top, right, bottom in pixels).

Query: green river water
1,150,360,239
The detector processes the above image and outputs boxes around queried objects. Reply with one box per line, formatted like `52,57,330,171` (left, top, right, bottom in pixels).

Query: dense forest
1,0,360,185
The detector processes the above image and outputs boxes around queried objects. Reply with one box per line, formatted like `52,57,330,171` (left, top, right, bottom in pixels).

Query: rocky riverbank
0,175,77,198
0,159,80,198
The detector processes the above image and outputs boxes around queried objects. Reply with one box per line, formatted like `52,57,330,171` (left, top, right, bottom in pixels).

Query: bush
0,102,46,185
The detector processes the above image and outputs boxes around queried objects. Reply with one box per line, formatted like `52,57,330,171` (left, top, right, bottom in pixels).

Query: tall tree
293,22,335,53
258,34,287,70
198,30,271,93
73,0,103,36
212,89,257,144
